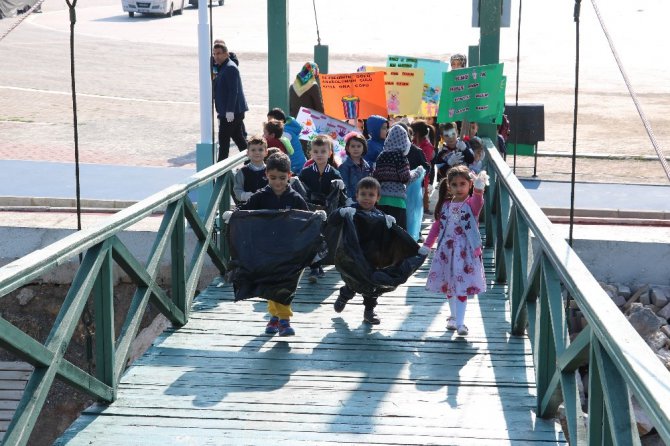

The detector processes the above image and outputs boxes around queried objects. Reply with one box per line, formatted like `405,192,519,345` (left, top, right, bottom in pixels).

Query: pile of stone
566,283,670,444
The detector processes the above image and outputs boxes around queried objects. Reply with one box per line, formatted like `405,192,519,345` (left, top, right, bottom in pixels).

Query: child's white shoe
457,325,469,336
446,316,457,331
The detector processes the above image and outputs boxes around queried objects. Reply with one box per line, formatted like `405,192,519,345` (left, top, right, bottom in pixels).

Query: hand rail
482,137,670,443
0,152,246,446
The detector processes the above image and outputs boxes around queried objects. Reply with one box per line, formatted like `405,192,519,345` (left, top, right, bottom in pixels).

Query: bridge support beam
267,0,290,113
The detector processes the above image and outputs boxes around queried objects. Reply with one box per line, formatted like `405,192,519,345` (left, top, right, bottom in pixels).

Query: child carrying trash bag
325,177,428,325
222,152,327,336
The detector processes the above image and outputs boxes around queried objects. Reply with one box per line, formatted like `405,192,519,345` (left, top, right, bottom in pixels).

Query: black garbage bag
227,209,323,305
325,211,426,297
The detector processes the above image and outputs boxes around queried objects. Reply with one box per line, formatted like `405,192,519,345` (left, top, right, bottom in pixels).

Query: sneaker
334,296,348,313
317,266,326,278
446,316,457,331
457,325,469,336
278,319,295,336
307,267,319,283
363,309,381,325
265,316,279,335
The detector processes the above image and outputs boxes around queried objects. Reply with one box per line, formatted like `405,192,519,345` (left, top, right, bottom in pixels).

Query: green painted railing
0,152,246,446
482,138,670,444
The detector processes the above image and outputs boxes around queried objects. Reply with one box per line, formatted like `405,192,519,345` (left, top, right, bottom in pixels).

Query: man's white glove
315,210,327,220
456,140,467,151
385,214,396,228
447,151,464,166
418,245,431,256
222,210,233,224
225,112,234,122
331,179,345,190
339,207,356,218
414,165,425,176
239,191,252,202
473,170,490,190
345,197,355,206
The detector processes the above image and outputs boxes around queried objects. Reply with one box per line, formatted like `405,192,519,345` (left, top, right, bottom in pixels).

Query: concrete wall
0,226,221,290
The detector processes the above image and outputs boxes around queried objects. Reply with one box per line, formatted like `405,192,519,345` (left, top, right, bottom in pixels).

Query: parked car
122,0,185,17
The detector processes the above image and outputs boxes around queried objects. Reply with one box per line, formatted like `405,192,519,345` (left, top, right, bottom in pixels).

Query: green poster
437,63,506,123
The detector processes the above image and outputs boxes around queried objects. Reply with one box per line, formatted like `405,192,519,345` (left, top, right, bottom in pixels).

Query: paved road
1,0,669,184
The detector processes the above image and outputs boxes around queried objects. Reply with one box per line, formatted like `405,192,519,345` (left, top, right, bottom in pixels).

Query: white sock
447,296,456,318
455,298,467,327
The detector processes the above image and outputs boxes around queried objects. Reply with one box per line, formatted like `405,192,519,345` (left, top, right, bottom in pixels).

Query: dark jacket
406,144,430,173
289,83,324,117
298,163,343,206
339,157,372,199
214,58,248,117
239,185,308,211
364,115,388,165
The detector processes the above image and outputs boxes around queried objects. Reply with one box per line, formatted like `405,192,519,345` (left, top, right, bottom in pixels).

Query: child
450,53,467,70
298,134,345,282
339,132,372,201
410,120,435,213
372,124,424,230
263,120,294,156
434,122,474,184
419,166,489,336
329,177,396,325
232,135,268,203
363,115,389,166
224,152,325,337
267,107,307,173
468,136,485,174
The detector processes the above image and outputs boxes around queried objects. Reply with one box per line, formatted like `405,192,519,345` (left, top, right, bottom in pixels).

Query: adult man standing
213,42,248,161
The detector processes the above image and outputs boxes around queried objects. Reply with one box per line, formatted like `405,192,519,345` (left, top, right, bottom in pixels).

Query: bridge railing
0,152,246,446
482,138,670,444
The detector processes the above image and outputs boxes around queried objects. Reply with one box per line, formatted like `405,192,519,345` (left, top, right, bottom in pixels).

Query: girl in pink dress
419,166,489,336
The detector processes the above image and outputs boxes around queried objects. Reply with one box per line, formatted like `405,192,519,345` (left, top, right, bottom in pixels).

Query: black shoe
363,309,380,325
334,296,348,313
317,266,326,278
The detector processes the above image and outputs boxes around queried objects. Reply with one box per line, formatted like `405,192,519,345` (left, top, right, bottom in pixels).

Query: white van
122,0,185,17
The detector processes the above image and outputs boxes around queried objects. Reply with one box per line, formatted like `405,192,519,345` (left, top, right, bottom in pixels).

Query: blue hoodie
364,115,388,166
283,117,307,174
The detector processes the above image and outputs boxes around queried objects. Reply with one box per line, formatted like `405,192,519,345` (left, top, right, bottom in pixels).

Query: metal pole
477,0,501,143
196,0,213,218
267,0,290,112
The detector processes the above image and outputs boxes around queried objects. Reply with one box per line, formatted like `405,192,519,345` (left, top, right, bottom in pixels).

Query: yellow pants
267,300,293,320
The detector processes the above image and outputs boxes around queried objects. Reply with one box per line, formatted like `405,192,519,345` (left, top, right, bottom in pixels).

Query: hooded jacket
364,115,388,165
283,117,307,174
372,125,420,200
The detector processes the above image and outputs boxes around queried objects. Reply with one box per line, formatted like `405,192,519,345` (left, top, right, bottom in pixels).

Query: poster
437,63,506,124
364,66,424,116
320,71,387,120
387,55,449,117
295,107,357,162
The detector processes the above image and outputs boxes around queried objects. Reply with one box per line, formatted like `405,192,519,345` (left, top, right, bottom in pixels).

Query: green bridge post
478,0,501,146
267,0,289,113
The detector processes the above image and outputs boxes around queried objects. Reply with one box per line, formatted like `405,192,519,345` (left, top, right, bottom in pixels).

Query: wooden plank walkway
0,361,32,443
55,242,567,445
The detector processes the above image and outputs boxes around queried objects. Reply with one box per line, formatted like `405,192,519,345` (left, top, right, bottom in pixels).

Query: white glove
345,197,355,206
239,191,252,202
447,151,464,166
315,210,327,221
414,165,425,176
418,245,431,256
331,179,345,190
456,140,467,151
339,207,356,218
385,214,396,228
222,210,233,224
473,170,490,190
225,112,234,122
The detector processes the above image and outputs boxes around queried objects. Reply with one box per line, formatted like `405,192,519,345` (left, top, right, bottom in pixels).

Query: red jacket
416,138,435,187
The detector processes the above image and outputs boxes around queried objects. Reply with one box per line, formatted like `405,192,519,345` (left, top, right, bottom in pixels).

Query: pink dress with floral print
424,194,486,296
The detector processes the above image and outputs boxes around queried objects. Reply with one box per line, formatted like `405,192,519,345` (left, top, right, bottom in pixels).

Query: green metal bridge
1,143,669,445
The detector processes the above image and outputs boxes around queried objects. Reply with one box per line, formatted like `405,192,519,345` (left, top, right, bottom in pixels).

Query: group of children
224,103,490,338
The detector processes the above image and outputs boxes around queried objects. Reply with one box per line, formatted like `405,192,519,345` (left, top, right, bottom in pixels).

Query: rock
640,289,652,305
658,303,670,321
632,397,655,436
656,349,670,364
616,284,632,299
627,304,663,338
16,288,35,306
651,286,669,308
624,285,649,311
645,330,669,351
645,304,660,314
600,283,618,298
661,325,670,338
641,432,666,446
